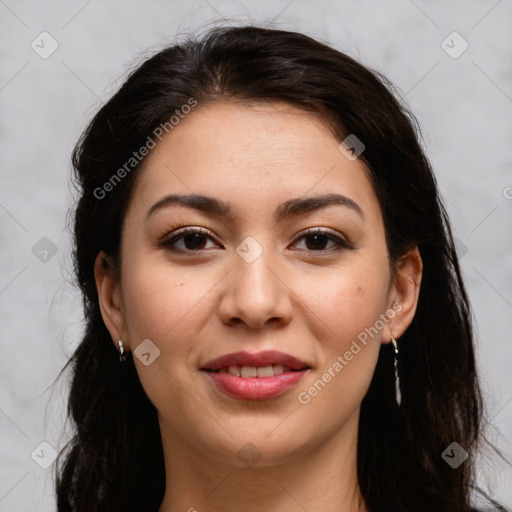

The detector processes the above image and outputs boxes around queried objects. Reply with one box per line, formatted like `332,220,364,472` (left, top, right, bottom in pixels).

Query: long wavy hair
54,24,508,512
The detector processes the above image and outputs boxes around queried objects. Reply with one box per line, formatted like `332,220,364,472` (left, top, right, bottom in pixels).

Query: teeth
220,365,290,377
272,364,284,375
240,366,258,378
227,366,240,377
257,365,273,377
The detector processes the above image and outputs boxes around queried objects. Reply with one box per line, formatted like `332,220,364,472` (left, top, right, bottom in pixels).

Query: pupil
184,233,206,250
306,234,327,250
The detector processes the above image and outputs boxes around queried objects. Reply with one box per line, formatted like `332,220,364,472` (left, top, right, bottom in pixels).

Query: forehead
127,101,379,224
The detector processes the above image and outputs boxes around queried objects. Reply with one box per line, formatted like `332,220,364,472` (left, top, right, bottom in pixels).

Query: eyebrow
145,192,365,222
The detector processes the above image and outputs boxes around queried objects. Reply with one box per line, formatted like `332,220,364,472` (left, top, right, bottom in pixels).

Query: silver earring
391,335,402,407
118,339,129,364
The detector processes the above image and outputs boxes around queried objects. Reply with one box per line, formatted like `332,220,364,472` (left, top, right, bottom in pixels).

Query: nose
217,243,293,330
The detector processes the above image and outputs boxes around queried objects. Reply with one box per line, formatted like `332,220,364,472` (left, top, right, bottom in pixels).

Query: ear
94,250,129,351
382,245,423,343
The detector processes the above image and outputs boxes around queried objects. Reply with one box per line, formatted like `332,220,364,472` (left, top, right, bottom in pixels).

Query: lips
200,350,311,400
200,350,310,372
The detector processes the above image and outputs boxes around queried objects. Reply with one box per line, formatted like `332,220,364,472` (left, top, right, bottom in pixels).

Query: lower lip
202,370,308,400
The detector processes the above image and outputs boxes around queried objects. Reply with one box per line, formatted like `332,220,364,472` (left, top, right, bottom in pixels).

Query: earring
118,339,129,364
391,335,402,407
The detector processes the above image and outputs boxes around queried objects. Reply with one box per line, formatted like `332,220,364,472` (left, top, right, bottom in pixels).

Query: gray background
1,0,511,510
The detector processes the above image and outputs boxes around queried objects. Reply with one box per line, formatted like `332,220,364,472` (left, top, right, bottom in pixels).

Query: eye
159,227,218,252
292,228,353,252
158,227,353,254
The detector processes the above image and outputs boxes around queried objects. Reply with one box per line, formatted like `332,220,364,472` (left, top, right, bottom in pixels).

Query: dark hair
54,24,509,512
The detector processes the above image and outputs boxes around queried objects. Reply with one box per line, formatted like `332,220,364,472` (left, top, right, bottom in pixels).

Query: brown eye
179,232,209,250
292,229,353,252
159,228,219,253
159,227,353,255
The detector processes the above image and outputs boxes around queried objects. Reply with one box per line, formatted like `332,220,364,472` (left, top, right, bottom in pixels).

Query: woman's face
96,101,421,468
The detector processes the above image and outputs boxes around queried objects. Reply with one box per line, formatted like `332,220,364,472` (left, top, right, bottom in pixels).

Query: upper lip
201,350,311,371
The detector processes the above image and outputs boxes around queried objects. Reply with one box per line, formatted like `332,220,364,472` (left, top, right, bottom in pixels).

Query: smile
200,350,311,400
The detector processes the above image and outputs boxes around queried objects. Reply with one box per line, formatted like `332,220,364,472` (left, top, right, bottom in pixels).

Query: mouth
200,350,311,400
204,364,305,376
200,350,310,372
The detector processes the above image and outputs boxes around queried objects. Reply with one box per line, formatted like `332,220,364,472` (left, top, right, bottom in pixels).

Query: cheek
334,278,387,337
122,259,210,342
120,261,211,414
297,273,386,419
298,253,389,404
302,262,390,343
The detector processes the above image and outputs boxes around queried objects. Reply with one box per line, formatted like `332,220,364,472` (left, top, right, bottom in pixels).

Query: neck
157,409,367,512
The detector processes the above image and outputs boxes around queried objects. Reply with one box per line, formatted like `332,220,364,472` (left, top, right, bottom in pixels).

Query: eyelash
158,227,354,254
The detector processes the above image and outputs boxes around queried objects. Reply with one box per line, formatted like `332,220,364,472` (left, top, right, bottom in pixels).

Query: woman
54,25,509,512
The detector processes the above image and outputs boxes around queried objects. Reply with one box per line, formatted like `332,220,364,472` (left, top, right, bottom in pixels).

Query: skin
95,101,422,512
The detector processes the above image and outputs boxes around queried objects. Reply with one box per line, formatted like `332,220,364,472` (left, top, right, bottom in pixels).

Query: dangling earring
391,335,402,407
118,339,129,364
